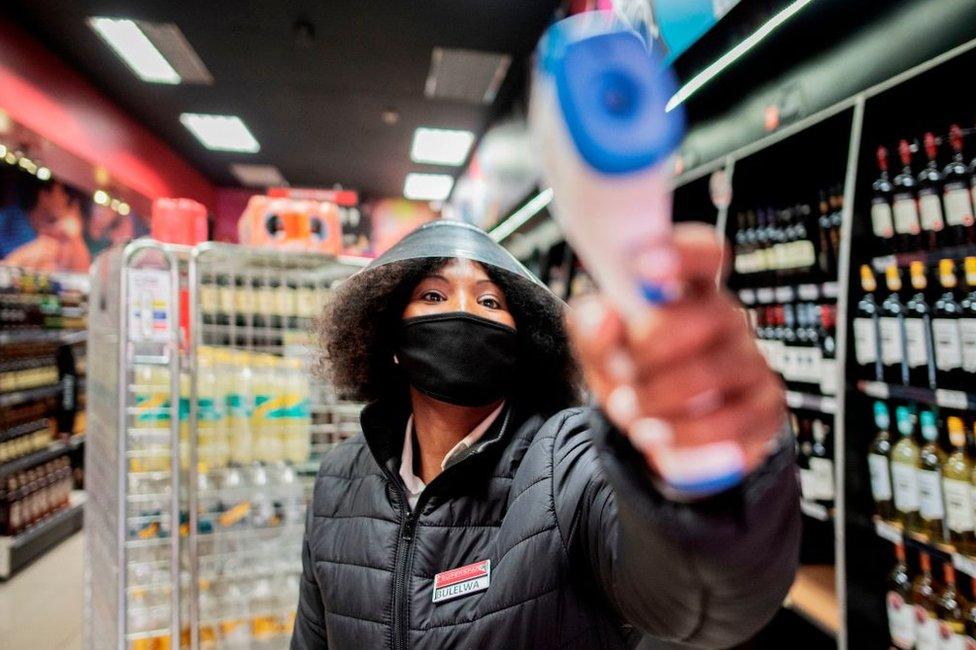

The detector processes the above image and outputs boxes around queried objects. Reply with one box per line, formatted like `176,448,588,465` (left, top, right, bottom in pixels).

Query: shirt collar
399,401,506,500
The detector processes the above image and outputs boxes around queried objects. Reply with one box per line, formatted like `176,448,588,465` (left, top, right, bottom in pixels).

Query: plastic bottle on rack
132,364,173,473
251,354,277,463
282,357,311,464
227,350,254,465
197,347,229,470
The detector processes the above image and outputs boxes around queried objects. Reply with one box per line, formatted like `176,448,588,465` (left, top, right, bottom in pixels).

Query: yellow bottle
227,350,254,465
131,364,172,473
281,357,311,464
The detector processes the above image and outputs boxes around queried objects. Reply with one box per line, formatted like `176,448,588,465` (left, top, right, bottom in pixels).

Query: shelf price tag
821,397,838,414
821,282,839,299
873,256,896,273
785,391,803,409
953,554,976,577
756,288,775,304
800,500,830,521
936,389,969,411
774,286,795,303
875,519,903,545
738,289,756,305
797,284,819,301
861,381,889,399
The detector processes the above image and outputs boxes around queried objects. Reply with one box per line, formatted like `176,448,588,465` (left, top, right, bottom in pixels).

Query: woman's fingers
566,295,630,401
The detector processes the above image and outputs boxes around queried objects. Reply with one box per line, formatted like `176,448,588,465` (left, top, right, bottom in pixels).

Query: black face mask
396,312,518,407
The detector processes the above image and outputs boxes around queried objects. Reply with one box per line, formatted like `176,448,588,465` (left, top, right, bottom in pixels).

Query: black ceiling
5,0,560,199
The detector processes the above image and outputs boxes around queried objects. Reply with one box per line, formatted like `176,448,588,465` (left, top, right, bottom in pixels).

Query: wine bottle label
819,358,837,395
868,453,893,501
793,240,816,268
871,199,895,238
879,317,905,366
799,468,816,501
809,458,834,501
854,318,879,364
893,195,921,235
915,608,940,650
918,190,946,231
933,318,964,371
886,592,915,649
917,468,944,520
945,183,975,227
944,478,974,533
959,318,976,372
892,462,919,512
903,319,930,369
938,622,969,650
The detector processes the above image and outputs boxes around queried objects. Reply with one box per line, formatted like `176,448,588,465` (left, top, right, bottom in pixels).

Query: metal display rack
85,240,363,649
497,32,976,650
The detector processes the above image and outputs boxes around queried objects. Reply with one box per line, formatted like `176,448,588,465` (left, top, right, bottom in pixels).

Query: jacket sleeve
291,506,329,648
550,407,800,648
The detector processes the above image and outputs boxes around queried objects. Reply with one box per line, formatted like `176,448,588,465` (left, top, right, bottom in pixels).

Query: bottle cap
877,145,889,172
944,562,956,585
948,416,966,448
860,265,877,292
910,261,927,289
898,140,912,166
950,124,964,153
885,265,902,291
964,257,976,286
895,543,906,563
924,133,938,161
919,410,938,442
873,401,890,430
940,259,958,288
895,405,914,436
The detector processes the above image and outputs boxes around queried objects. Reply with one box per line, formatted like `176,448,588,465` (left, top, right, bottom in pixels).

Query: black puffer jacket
292,400,800,649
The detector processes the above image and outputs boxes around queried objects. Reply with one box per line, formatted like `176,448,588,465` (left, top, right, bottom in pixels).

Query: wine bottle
873,146,897,255
810,418,835,508
936,563,970,650
904,261,938,390
893,140,923,253
817,191,835,279
891,404,921,530
944,125,976,246
888,543,916,650
881,266,910,386
933,259,966,390
819,304,838,396
912,551,940,650
868,400,895,520
959,257,976,375
916,409,946,540
966,577,976,647
943,416,976,554
829,188,843,268
917,132,947,249
855,265,883,381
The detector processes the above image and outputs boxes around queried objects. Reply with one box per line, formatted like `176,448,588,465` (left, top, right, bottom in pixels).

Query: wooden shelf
785,564,839,637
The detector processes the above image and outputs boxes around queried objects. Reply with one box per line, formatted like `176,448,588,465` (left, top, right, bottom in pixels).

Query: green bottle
891,405,921,531
868,401,895,520
916,409,946,540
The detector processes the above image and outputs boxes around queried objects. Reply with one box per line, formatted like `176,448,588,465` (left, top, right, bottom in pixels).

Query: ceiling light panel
425,48,512,104
411,128,475,166
180,114,260,153
404,173,455,201
88,18,181,84
230,164,287,187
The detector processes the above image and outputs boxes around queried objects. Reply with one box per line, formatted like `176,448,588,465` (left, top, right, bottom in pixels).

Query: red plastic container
151,198,208,245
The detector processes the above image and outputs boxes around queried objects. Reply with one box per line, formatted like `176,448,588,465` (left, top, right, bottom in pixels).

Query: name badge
432,559,491,604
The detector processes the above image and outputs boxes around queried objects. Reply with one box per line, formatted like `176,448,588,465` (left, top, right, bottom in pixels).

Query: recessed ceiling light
180,113,260,153
404,173,455,201
411,127,475,166
230,163,287,188
88,18,181,84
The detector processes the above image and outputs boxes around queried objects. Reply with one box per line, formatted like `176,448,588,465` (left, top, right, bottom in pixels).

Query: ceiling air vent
230,164,287,188
424,47,512,105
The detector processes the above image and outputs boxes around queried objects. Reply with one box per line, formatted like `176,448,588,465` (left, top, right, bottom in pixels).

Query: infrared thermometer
530,11,745,494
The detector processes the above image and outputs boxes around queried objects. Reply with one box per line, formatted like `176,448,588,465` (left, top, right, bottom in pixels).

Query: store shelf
857,380,976,411
784,565,839,638
786,391,838,415
871,243,976,273
737,281,839,306
0,329,85,346
0,384,61,408
0,491,85,579
872,517,976,577
0,434,84,479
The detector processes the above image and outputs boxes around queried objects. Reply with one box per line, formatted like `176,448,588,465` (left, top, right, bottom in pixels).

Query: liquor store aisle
0,532,83,650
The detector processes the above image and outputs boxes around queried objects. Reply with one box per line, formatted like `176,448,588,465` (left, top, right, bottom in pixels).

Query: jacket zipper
392,491,417,650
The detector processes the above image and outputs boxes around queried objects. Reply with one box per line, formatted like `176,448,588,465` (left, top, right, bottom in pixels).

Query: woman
294,220,799,649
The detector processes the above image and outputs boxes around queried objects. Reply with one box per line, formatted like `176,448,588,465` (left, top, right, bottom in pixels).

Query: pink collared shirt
399,402,506,510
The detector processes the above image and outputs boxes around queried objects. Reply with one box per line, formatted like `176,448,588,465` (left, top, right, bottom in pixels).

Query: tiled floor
0,532,84,650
